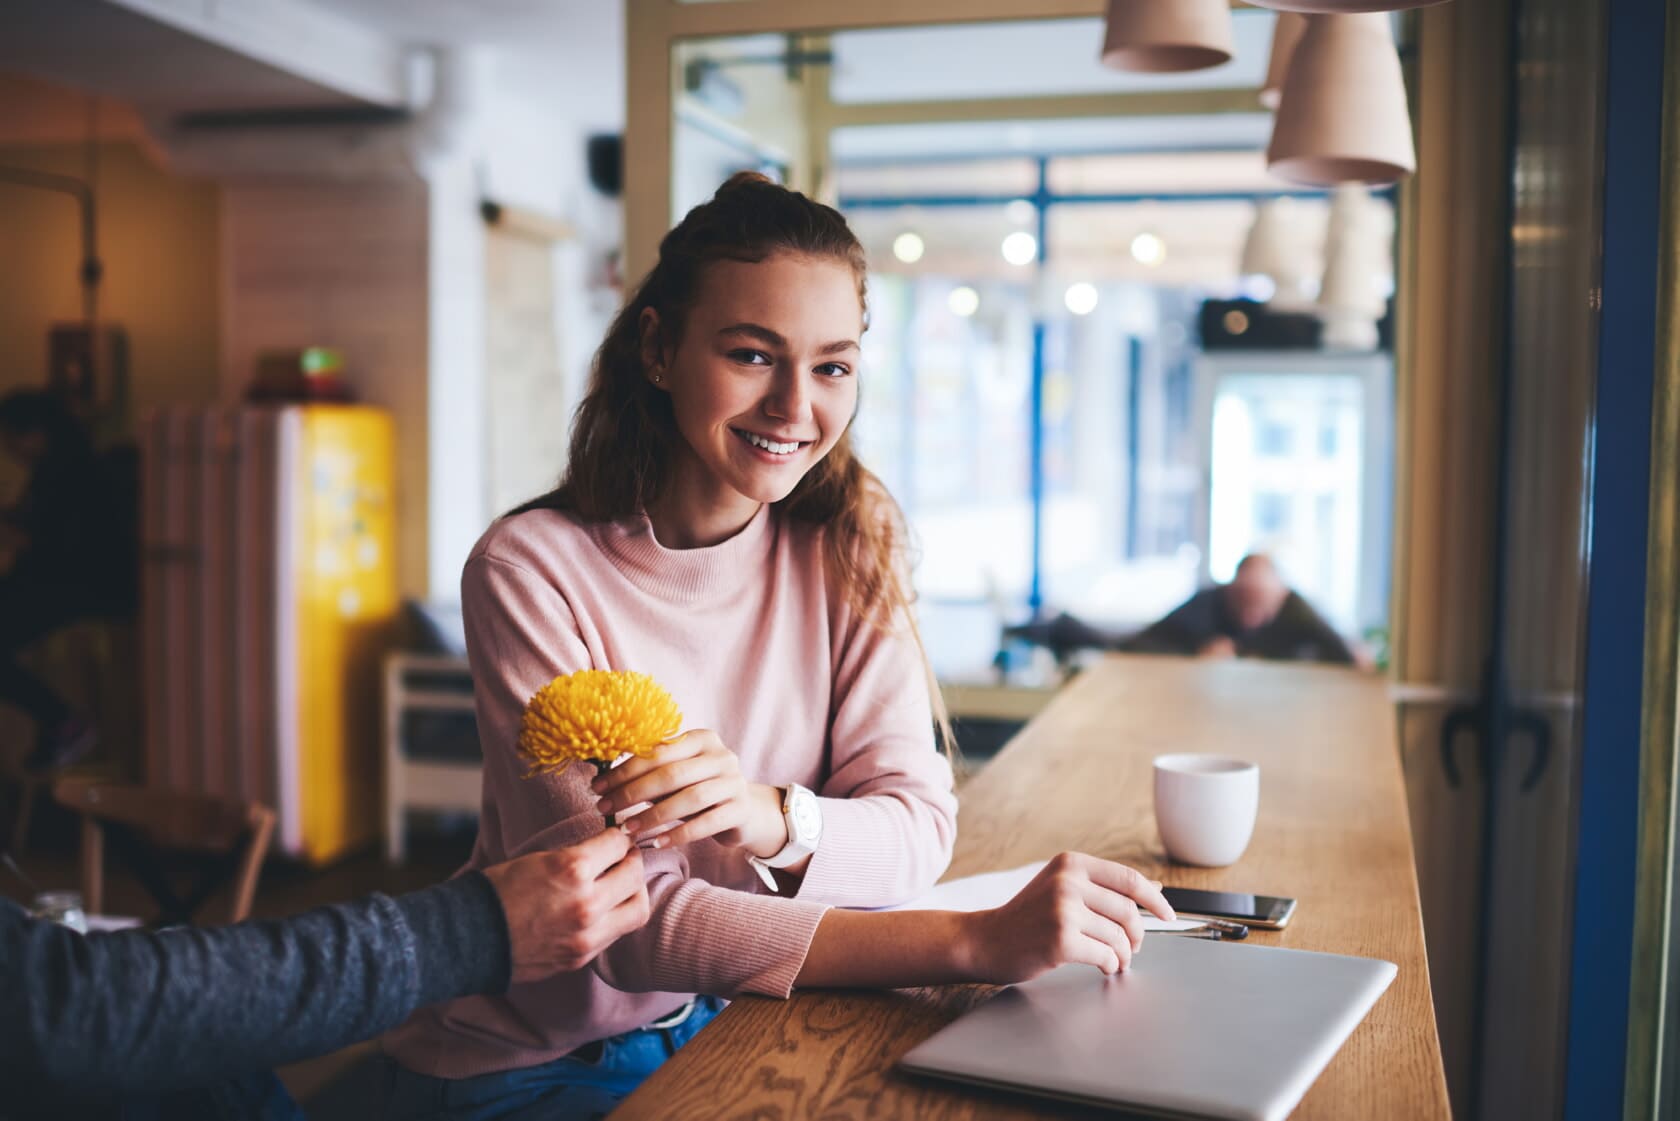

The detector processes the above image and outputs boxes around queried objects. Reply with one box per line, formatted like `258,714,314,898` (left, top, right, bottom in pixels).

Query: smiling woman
639,255,863,544
376,173,1175,1121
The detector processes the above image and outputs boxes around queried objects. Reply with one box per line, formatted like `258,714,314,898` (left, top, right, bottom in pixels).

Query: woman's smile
730,427,813,461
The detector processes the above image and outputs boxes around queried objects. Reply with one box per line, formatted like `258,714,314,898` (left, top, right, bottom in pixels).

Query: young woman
381,173,1173,1121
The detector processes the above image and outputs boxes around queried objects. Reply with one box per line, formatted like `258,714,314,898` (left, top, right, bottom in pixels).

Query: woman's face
645,252,862,510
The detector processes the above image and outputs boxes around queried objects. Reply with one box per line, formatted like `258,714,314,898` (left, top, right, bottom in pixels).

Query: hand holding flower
592,729,789,857
518,669,683,826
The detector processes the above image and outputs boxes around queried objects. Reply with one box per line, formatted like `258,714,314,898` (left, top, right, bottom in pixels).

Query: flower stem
594,759,615,826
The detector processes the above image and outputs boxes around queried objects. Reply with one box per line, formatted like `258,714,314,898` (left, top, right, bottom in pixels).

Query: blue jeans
378,997,723,1121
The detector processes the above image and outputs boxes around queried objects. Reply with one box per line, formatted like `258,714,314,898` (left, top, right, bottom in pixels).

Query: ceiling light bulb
1006,198,1037,225
892,232,925,264
1064,282,1100,316
1002,231,1038,266
948,286,980,317
1131,231,1167,266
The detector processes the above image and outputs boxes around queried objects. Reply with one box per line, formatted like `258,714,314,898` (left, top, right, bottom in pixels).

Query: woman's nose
764,369,812,422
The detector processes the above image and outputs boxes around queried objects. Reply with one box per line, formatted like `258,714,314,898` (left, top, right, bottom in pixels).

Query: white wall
420,30,626,598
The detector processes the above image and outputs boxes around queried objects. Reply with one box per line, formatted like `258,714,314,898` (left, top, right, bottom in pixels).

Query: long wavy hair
514,172,953,752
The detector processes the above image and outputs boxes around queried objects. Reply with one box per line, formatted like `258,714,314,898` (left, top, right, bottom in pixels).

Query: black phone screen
1160,886,1292,923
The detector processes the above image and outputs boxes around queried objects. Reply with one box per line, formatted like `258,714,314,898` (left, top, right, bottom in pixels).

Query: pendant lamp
1100,0,1234,73
1318,185,1390,349
1243,0,1449,11
1240,199,1314,306
1266,14,1416,185
1259,14,1308,109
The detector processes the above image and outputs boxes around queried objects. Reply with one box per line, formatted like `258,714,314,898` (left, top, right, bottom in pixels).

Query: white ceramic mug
1152,753,1260,867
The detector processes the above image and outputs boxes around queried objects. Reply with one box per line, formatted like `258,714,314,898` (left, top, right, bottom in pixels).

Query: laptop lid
899,934,1396,1121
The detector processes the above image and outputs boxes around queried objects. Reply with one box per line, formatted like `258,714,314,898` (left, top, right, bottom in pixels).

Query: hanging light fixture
1240,199,1316,306
1244,0,1448,11
1100,0,1234,73
1318,185,1390,349
1266,14,1416,185
1259,13,1308,109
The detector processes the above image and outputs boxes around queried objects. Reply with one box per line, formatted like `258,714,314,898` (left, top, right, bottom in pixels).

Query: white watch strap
748,785,820,889
748,857,779,891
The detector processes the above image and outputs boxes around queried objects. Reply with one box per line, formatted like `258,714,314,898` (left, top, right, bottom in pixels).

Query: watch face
788,791,822,844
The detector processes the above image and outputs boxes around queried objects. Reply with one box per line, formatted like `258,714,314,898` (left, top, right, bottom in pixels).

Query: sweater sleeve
790,603,957,909
0,875,508,1104
463,552,831,1001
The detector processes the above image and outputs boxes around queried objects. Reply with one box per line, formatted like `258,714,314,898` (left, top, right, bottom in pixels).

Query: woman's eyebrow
717,323,785,347
718,324,860,356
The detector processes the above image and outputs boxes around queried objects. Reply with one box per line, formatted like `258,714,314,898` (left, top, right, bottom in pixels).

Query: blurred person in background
1008,554,1362,668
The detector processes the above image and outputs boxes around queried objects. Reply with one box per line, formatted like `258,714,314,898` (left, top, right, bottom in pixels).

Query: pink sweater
383,503,958,1078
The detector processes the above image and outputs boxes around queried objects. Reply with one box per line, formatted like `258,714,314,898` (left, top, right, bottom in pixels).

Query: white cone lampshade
1244,0,1449,11
1323,184,1383,253
1267,14,1416,185
1319,235,1388,318
1100,0,1234,73
1240,199,1315,306
1260,13,1308,109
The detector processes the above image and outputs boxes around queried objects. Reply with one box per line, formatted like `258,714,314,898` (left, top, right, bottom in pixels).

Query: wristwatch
747,783,823,891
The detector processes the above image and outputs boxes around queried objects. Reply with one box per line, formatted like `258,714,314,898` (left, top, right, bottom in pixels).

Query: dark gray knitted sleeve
1,871,510,1105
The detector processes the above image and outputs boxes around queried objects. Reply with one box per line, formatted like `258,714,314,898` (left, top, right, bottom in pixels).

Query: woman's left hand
592,730,787,856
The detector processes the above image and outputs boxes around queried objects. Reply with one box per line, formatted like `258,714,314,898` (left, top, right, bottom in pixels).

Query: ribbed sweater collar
589,503,775,604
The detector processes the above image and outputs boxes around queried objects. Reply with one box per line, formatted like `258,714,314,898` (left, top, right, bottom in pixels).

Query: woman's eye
728,349,771,366
815,363,853,378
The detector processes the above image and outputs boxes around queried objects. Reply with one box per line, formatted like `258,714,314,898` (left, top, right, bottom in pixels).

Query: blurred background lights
1001,231,1038,266
948,285,980,317
1130,231,1167,267
1064,282,1100,316
891,231,925,264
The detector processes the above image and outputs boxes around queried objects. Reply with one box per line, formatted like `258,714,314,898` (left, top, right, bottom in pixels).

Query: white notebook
882,861,1204,932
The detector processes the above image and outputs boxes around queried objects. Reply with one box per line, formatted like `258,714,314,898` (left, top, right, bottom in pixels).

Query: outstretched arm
2,874,507,1105
5,828,649,1106
797,852,1175,987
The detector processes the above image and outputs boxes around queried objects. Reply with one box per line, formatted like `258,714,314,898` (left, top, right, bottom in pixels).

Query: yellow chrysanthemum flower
517,669,683,779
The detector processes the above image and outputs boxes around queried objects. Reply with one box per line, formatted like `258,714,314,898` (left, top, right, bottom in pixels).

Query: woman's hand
592,730,788,856
956,852,1176,983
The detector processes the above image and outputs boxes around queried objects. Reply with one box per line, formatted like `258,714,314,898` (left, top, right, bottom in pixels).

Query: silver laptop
900,935,1396,1121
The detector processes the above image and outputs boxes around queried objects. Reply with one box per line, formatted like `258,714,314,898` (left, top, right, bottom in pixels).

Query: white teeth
741,430,800,455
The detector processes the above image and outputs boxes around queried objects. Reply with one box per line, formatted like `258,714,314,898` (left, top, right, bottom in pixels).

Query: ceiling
0,0,358,112
831,114,1276,164
828,13,1277,105
319,0,619,49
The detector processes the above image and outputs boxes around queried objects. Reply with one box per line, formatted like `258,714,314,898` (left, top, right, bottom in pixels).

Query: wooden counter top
612,654,1449,1120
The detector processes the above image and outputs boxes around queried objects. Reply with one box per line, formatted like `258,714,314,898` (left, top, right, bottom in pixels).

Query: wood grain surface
611,655,1449,1120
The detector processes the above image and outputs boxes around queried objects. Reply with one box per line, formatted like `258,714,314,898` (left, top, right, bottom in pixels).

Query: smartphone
1161,886,1297,930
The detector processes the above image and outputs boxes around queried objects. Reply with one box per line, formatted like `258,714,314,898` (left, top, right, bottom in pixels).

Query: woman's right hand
956,852,1176,983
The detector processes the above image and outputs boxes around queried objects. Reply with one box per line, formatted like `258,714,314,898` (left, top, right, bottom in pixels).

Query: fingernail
595,798,612,813
591,779,606,793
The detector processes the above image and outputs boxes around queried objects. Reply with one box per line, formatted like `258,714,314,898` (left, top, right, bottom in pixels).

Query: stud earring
652,373,663,383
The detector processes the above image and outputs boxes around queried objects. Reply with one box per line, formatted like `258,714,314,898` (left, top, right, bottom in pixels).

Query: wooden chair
52,778,275,925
